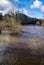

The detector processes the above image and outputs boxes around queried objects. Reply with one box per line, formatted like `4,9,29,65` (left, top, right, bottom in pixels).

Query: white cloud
41,5,44,12
0,0,17,15
30,5,35,8
33,0,42,8
30,0,42,8
0,0,11,7
0,0,12,14
22,8,29,15
30,0,44,12
19,8,30,16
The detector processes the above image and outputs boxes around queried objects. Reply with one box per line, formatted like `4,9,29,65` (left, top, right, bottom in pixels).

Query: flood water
0,25,44,65
22,25,44,38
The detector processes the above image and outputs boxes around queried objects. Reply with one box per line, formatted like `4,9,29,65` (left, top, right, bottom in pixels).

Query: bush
0,13,3,20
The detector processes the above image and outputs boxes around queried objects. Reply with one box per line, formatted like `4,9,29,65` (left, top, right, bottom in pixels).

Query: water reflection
22,25,44,38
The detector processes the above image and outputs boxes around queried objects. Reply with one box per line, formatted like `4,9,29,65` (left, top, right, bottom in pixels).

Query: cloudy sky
0,0,44,19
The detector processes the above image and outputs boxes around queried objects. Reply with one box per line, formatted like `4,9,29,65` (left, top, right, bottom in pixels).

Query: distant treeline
0,13,42,25
16,13,42,25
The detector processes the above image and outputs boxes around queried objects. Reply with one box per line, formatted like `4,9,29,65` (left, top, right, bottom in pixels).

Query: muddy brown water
0,25,44,65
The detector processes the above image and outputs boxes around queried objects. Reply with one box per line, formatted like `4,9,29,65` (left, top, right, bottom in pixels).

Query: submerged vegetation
0,12,22,34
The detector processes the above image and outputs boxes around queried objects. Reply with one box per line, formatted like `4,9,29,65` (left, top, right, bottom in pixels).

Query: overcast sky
0,0,44,19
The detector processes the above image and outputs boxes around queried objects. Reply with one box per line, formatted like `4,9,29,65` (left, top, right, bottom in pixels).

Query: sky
0,0,44,19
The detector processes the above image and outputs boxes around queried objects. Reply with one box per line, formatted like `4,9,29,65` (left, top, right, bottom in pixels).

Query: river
0,25,44,65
